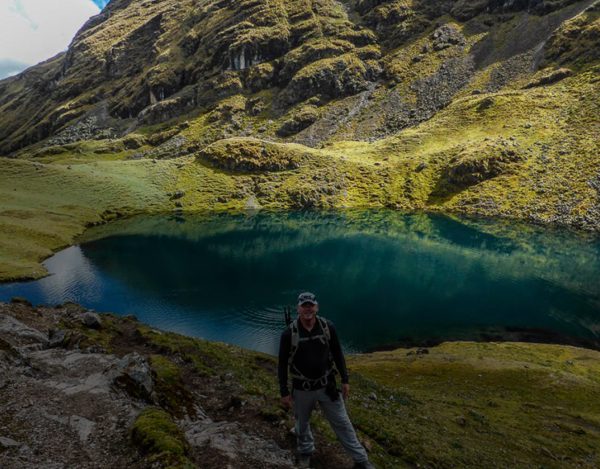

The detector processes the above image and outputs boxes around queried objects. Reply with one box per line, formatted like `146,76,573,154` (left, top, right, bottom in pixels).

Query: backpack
288,316,333,386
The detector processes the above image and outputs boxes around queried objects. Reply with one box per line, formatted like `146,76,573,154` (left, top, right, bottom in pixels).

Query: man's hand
281,395,293,409
342,383,350,400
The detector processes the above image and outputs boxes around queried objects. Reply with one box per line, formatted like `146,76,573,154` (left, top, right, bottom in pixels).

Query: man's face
297,302,318,320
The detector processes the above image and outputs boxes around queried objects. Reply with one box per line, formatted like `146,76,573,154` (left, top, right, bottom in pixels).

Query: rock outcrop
0,301,306,468
197,138,308,172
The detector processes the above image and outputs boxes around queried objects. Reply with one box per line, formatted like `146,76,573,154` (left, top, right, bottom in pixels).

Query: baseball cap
297,292,318,305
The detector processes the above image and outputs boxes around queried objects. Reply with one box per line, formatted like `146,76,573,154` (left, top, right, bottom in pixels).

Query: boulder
170,190,185,200
81,312,102,330
0,314,48,346
447,145,525,187
523,68,573,89
245,195,262,210
48,329,68,348
10,297,32,307
69,415,96,442
183,420,294,467
122,134,146,149
277,106,319,137
431,24,466,51
111,353,155,401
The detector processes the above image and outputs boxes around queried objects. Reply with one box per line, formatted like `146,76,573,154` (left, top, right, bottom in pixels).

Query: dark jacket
278,318,349,397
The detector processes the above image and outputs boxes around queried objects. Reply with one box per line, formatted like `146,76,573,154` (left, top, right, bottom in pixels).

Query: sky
0,0,110,79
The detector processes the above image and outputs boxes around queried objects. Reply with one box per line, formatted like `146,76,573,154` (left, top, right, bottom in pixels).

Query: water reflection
1,210,599,354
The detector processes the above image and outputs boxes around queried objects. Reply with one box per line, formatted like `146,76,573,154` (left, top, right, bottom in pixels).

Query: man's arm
328,321,349,384
278,329,292,397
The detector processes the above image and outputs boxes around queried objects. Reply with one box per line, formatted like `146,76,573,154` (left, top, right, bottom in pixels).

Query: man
278,292,375,469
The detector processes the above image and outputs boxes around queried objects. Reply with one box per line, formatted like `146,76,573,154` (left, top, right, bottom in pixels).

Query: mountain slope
0,0,597,151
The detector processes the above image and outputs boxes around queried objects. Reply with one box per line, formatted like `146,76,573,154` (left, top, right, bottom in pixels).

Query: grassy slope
0,157,170,280
348,342,600,468
363,69,600,220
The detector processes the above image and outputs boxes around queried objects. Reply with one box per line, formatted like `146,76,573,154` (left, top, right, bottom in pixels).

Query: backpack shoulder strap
289,319,299,362
317,316,330,343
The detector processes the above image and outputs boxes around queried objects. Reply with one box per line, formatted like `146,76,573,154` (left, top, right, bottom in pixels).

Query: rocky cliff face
0,0,597,153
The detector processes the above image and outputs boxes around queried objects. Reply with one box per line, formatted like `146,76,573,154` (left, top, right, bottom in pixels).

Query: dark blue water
1,211,599,354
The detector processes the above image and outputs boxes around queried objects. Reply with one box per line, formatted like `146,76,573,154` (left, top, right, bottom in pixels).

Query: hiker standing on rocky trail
278,292,375,469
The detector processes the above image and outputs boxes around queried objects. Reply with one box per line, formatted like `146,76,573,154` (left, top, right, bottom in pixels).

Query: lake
1,210,599,354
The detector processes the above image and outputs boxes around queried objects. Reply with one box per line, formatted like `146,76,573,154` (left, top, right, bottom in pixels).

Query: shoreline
2,205,599,285
6,296,600,356
367,325,600,354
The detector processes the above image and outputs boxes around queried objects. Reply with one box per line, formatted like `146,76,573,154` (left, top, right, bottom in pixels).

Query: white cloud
0,0,100,77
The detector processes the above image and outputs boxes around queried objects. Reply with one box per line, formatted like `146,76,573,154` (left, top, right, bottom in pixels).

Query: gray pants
293,387,369,463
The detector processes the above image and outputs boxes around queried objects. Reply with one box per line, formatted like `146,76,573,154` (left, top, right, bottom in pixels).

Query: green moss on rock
544,2,600,68
523,67,573,88
149,354,197,416
277,105,320,137
282,52,381,105
196,137,308,172
445,140,526,187
131,408,192,468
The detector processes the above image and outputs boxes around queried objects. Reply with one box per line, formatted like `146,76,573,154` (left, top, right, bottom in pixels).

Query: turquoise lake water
1,211,599,354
